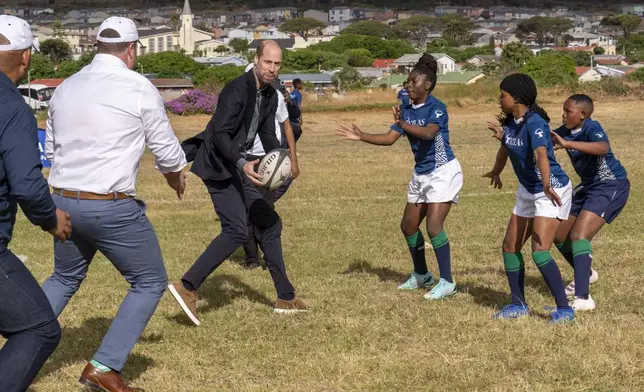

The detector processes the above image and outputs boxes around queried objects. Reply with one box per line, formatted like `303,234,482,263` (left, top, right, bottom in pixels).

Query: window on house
167,35,173,51
148,39,154,53
157,37,163,52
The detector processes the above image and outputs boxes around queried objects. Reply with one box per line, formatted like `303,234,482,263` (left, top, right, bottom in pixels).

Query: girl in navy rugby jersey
551,94,629,311
484,73,574,323
336,54,463,300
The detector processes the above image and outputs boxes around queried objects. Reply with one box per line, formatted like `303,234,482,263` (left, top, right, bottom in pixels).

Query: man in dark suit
168,40,308,325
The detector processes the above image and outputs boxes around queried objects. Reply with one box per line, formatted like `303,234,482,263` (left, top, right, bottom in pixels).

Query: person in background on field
0,15,72,392
290,78,303,124
336,54,463,301
398,80,410,111
484,73,574,324
551,94,630,311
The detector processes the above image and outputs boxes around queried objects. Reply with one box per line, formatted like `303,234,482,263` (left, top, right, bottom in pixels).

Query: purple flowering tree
165,89,218,115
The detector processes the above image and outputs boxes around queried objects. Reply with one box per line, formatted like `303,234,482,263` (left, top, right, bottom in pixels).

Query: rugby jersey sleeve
527,120,549,151
426,101,448,127
586,121,609,143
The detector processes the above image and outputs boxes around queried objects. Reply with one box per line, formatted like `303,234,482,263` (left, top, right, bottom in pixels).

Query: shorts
407,159,463,204
513,182,572,220
570,179,630,224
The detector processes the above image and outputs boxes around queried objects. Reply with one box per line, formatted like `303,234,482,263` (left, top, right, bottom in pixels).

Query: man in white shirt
41,17,186,392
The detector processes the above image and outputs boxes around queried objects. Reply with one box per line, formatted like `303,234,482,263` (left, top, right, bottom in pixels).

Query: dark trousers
182,171,295,299
243,177,293,264
0,249,61,392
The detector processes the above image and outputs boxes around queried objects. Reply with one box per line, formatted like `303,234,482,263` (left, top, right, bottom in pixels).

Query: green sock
405,231,428,275
90,359,112,373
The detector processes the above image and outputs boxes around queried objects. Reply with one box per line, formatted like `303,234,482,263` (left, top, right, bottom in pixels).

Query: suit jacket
183,70,279,181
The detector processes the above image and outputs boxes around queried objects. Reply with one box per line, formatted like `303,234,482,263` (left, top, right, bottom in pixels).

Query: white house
136,0,214,56
329,7,353,23
576,66,602,82
394,53,456,75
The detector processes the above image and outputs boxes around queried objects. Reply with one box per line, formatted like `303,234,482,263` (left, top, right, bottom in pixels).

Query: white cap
245,63,254,72
96,16,139,43
0,15,39,52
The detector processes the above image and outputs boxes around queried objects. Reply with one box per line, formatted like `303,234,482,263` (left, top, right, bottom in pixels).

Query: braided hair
411,53,438,94
497,73,550,126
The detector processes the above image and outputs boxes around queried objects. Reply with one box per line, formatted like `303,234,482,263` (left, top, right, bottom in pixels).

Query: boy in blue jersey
551,94,630,311
337,54,463,300
484,73,574,323
397,81,410,110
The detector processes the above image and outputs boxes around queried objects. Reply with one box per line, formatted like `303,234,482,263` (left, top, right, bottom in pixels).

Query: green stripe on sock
430,230,448,249
503,252,524,272
572,239,592,257
555,240,572,254
532,251,552,267
405,231,423,247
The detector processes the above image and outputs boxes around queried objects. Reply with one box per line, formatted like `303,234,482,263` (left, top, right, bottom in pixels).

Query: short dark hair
568,94,594,116
97,28,132,54
403,81,408,87
292,78,302,88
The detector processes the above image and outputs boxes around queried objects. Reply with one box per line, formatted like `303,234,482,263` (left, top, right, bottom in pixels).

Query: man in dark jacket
168,40,308,325
0,15,71,392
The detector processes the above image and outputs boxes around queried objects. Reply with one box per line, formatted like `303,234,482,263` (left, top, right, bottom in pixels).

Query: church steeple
182,0,192,16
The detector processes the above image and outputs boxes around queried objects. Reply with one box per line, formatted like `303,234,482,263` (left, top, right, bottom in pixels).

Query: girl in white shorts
337,54,462,300
484,73,574,324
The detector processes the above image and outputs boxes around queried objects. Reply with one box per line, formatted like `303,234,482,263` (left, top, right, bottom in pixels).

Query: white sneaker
572,295,596,311
565,268,599,297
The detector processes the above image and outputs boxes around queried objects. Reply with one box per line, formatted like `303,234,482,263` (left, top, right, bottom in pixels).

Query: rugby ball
257,149,292,191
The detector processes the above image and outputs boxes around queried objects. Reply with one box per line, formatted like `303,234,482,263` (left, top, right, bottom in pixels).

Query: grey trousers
42,194,167,371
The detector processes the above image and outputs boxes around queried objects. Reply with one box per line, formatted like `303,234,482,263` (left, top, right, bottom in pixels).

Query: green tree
215,45,229,55
561,50,592,66
520,51,577,87
229,38,249,55
170,13,180,30
136,51,204,78
279,17,326,41
609,14,642,41
340,20,394,38
501,42,534,70
283,49,348,70
344,48,374,67
54,60,82,77
311,34,415,59
332,67,367,91
40,38,73,65
52,19,66,38
29,53,55,79
440,15,477,45
489,34,496,48
396,15,440,49
193,64,244,90
593,46,605,55
516,17,573,48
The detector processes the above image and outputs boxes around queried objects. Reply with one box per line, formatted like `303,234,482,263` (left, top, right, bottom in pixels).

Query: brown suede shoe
274,297,309,314
167,282,200,326
79,363,144,392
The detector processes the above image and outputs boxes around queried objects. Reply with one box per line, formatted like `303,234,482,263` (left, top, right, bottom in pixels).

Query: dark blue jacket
0,72,57,248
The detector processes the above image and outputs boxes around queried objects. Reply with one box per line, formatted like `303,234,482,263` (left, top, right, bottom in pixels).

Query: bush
628,68,644,83
577,78,632,97
165,89,218,115
193,65,244,90
520,52,577,88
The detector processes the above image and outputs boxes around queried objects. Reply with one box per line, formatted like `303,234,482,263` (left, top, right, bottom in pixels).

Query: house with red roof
372,59,396,70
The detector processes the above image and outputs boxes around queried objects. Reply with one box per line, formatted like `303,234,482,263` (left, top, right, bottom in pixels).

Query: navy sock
533,251,570,309
572,239,593,298
405,232,428,275
503,252,525,305
555,240,574,269
431,231,452,282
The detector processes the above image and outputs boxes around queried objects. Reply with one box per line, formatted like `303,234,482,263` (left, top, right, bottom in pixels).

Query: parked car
17,83,55,110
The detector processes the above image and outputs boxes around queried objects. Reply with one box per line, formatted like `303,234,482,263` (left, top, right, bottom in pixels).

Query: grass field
7,99,644,391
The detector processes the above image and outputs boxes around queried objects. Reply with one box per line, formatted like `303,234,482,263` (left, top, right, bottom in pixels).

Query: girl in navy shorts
551,94,630,311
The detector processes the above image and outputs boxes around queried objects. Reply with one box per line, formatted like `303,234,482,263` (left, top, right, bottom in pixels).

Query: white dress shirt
45,54,187,196
247,91,289,156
